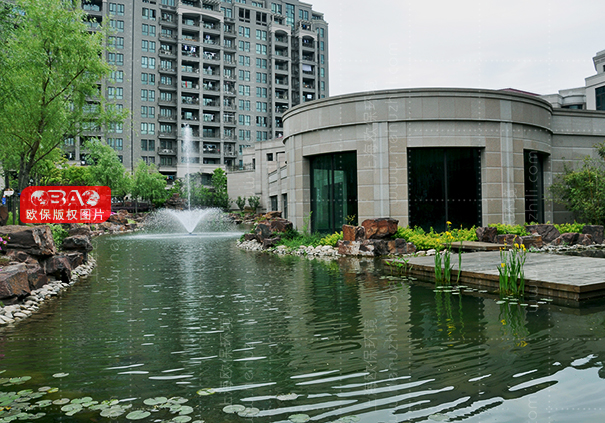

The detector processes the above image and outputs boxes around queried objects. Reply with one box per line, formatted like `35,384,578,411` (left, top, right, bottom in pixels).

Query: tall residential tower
75,0,328,182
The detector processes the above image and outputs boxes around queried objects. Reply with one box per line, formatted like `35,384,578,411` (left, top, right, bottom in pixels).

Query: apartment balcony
83,2,102,16
223,103,236,111
203,21,221,33
158,148,176,156
158,164,178,172
160,33,177,41
224,149,237,157
203,84,220,93
181,97,200,105
223,134,238,141
181,51,200,60
159,131,177,139
222,116,236,125
274,35,288,45
159,82,177,90
158,115,177,123
182,19,200,29
202,52,220,62
203,69,221,79
181,66,200,74
301,40,316,50
202,37,220,46
275,78,288,87
274,50,288,58
274,63,289,72
181,0,201,8
202,114,219,124
159,1,177,11
160,16,177,27
275,105,289,114
223,41,236,51
203,100,221,108
301,54,315,62
274,92,289,100
159,66,176,74
223,88,236,96
159,98,177,106
202,148,221,155
159,48,176,58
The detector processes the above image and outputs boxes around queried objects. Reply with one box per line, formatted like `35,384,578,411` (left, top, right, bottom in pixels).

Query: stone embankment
0,210,142,327
475,224,604,248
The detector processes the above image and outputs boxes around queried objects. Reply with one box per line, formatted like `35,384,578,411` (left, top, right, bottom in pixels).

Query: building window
256,87,267,98
238,26,250,38
255,29,267,40
142,8,156,20
110,20,124,32
256,58,267,69
221,7,233,18
256,72,267,83
270,195,277,211
256,116,267,127
310,151,358,233
596,86,605,111
271,3,282,14
282,194,287,219
255,43,267,55
109,36,124,49
256,101,267,112
111,70,124,83
285,3,295,28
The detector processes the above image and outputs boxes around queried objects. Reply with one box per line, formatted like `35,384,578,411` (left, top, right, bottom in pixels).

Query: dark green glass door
408,148,482,232
524,150,545,223
310,152,357,233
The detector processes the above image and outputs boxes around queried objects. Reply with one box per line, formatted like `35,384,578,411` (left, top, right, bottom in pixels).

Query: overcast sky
310,0,605,97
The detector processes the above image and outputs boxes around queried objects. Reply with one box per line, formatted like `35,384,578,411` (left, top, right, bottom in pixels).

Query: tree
132,160,167,207
550,142,605,225
84,140,131,199
211,168,231,210
236,196,247,211
0,0,124,191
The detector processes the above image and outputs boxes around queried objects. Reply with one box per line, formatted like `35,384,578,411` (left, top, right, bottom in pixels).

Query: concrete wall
282,88,605,230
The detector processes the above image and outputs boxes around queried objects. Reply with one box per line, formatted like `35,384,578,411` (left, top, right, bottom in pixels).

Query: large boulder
26,263,47,290
62,235,93,252
582,225,604,244
550,232,594,246
525,224,560,244
0,264,30,299
42,255,72,283
268,218,292,233
475,226,498,243
262,236,281,249
254,223,272,239
64,252,85,269
520,234,543,249
386,238,417,255
343,225,365,242
2,225,56,256
243,233,260,243
108,213,128,225
68,224,92,238
265,211,282,219
361,218,399,239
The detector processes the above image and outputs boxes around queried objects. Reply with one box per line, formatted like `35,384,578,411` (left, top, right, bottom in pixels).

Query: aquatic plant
497,243,527,296
434,222,462,283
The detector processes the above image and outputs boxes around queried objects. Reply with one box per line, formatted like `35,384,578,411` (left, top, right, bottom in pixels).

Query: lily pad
195,388,215,396
170,416,192,423
276,393,299,401
288,414,310,423
238,407,260,417
168,397,188,404
100,406,127,418
179,405,194,415
126,410,151,420
52,373,69,378
223,404,246,414
8,377,31,384
37,387,51,393
71,397,93,404
52,398,70,405
35,400,52,408
61,403,83,416
144,397,168,406
47,388,58,394
28,414,46,420
16,390,32,396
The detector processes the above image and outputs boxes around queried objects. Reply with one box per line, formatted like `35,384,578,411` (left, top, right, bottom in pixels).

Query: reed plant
434,222,463,283
497,243,527,296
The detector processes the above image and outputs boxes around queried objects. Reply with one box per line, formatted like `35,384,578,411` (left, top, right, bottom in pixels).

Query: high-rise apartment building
73,0,328,182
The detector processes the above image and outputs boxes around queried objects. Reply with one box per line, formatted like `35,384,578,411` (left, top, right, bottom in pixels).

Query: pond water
2,230,605,422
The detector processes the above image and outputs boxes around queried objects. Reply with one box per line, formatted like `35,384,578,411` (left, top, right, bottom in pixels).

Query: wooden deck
390,251,605,302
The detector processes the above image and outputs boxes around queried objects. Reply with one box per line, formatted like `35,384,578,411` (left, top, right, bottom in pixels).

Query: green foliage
236,196,247,211
553,222,585,234
488,223,529,236
211,168,230,210
248,196,260,212
498,244,527,296
301,211,313,235
393,225,477,252
319,231,343,247
277,232,324,250
84,140,132,198
47,224,68,249
549,142,605,225
0,0,126,191
132,160,167,205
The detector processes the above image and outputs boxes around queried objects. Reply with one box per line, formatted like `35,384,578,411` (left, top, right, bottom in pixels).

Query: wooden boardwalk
394,251,605,302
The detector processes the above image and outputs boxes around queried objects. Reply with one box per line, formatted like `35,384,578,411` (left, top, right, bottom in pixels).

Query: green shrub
248,196,260,212
236,196,246,211
278,232,323,250
394,225,478,251
488,223,528,236
319,231,343,247
554,222,585,234
47,224,69,249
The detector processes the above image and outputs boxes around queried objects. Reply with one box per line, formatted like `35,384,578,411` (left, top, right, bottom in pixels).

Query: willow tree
0,0,123,191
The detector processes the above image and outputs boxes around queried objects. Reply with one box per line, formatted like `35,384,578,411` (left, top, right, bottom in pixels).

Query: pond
1,230,605,422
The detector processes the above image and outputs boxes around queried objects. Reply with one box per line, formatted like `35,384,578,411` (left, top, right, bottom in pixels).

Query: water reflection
0,234,605,422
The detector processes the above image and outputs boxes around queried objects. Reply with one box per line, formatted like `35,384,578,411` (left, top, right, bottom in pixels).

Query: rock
496,234,522,247
269,218,293,233
64,252,85,269
386,238,416,255
475,226,498,243
361,218,399,239
0,264,30,299
262,237,281,249
525,224,561,244
26,263,47,290
62,235,93,252
520,234,543,249
582,225,604,244
5,250,33,263
68,224,92,238
243,233,260,243
254,223,272,239
126,223,138,231
578,233,594,245
337,240,361,256
42,255,72,283
164,193,186,210
2,225,56,256
0,205,8,226
343,225,366,242
265,211,282,219
551,232,580,246
108,213,128,225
